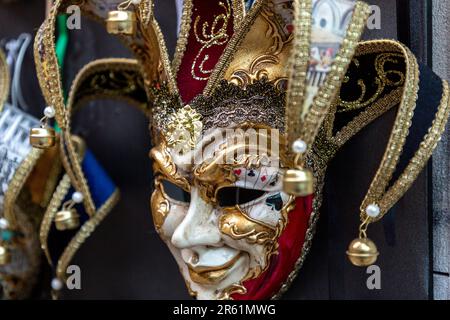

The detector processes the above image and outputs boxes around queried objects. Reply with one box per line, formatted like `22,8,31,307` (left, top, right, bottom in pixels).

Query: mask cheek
159,204,188,240
219,207,277,268
150,187,187,240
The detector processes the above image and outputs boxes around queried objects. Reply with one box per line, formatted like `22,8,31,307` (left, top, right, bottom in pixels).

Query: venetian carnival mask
149,84,298,299
145,0,368,299
32,0,450,301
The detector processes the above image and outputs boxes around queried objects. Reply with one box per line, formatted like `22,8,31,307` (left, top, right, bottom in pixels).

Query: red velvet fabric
232,195,314,300
176,0,235,103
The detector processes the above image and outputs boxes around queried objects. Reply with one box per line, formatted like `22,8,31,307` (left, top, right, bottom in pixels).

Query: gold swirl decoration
229,54,287,90
225,2,293,88
150,143,191,192
150,179,171,232
337,52,406,112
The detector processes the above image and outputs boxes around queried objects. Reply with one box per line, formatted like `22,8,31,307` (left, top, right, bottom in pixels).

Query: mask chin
164,239,251,300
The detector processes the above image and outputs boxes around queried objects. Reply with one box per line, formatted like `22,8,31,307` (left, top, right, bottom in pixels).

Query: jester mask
146,0,369,299
35,0,380,300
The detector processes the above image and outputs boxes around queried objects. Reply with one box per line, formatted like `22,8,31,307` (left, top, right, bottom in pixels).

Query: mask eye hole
217,187,266,207
161,179,191,203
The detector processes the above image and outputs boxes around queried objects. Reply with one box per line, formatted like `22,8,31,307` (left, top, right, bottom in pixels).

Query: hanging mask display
31,0,450,301
149,0,370,299
0,27,121,299
39,57,148,298
33,1,151,298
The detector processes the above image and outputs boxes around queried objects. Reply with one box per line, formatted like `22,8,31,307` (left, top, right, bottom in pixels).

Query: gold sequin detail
191,0,232,81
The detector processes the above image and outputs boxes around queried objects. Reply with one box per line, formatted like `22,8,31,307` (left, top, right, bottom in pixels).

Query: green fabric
55,14,68,132
55,15,68,71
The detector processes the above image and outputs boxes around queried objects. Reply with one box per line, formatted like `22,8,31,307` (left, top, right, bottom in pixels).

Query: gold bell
346,237,379,267
106,10,136,35
283,168,314,196
0,245,11,266
29,127,56,149
54,209,80,231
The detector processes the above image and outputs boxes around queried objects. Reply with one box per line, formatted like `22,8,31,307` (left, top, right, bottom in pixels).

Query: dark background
0,0,446,299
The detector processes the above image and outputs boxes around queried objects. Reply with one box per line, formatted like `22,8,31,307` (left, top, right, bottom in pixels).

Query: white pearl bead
292,139,307,154
0,218,9,229
44,106,55,118
51,278,64,291
72,192,84,204
366,204,381,218
131,0,141,4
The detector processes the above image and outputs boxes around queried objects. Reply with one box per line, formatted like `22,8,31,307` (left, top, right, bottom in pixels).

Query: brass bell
0,245,11,266
283,168,314,196
29,127,56,149
346,237,379,267
54,209,80,231
106,10,136,35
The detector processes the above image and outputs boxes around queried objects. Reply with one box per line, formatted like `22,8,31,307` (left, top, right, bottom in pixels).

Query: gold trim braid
297,2,371,158
56,189,120,280
34,1,97,216
285,0,312,151
232,0,245,30
66,58,148,115
3,148,44,228
359,42,420,221
172,0,193,77
272,39,414,299
371,80,450,222
34,0,66,129
39,174,72,265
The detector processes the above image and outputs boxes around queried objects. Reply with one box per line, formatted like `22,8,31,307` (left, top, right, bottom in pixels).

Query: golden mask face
150,126,294,300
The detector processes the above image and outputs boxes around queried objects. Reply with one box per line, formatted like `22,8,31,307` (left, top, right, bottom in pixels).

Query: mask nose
171,187,222,248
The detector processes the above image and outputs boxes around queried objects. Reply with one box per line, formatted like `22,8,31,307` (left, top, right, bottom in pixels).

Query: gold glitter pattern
365,79,450,222
66,58,148,115
203,0,264,95
285,0,312,151
191,0,232,81
337,53,405,112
